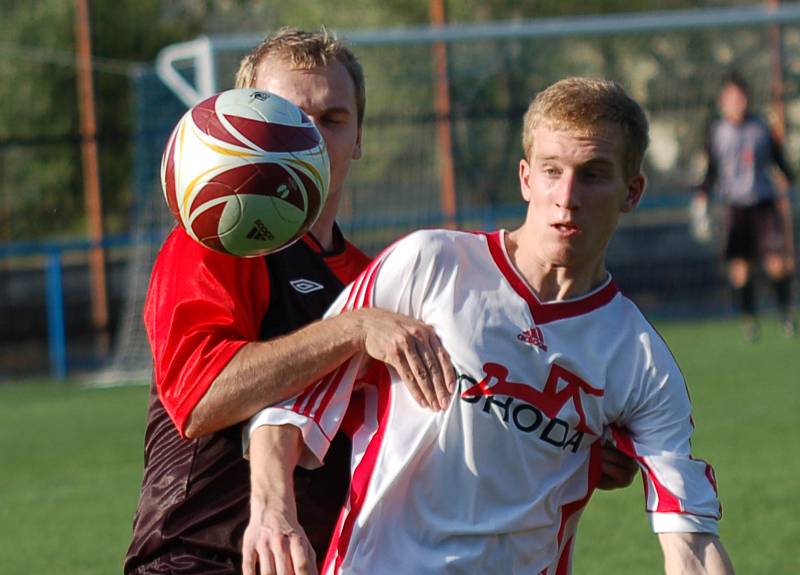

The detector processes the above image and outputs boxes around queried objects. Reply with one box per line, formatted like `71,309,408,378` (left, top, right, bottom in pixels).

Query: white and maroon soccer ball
160,88,329,257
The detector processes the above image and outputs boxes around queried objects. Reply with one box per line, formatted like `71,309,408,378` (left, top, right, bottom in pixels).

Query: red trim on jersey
483,230,619,325
555,537,575,575
553,440,603,574
343,241,398,311
347,254,382,311
611,427,685,514
322,389,368,572
324,364,393,574
292,378,321,415
704,462,719,495
295,362,345,418
313,364,352,426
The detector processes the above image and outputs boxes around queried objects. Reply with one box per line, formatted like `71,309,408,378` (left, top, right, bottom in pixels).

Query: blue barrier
0,194,695,379
45,252,67,379
1,234,132,379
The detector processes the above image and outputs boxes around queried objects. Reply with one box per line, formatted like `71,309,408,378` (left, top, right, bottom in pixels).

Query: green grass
0,317,797,573
0,379,148,574
574,317,800,574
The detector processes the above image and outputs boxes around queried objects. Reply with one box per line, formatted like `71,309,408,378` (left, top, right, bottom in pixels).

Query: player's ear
621,173,645,213
519,157,533,202
352,126,363,160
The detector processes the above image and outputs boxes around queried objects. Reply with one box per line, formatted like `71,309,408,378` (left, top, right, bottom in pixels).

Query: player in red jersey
123,28,457,575
243,78,734,575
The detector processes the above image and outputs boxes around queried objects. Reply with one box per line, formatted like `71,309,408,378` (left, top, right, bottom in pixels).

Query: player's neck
309,210,337,252
531,267,609,302
505,230,608,302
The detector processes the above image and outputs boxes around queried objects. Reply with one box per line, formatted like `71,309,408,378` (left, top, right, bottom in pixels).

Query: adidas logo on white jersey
517,327,547,351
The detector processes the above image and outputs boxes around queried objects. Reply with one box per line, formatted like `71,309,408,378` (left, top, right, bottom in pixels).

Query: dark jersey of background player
698,72,796,340
701,112,793,208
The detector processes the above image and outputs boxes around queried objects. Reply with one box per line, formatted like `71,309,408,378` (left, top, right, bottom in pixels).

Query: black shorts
723,200,786,261
126,546,240,575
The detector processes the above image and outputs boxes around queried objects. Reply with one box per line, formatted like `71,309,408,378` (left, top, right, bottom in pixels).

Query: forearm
250,424,303,516
185,312,365,437
243,424,317,575
659,532,735,575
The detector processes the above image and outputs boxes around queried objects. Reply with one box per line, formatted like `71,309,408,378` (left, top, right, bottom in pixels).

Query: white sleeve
612,331,721,535
243,232,434,467
244,354,366,469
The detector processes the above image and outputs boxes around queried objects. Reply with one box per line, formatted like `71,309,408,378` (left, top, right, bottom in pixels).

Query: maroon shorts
126,546,240,574
723,200,786,261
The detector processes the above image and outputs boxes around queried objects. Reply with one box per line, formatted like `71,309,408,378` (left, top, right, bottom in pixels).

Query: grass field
1,317,797,574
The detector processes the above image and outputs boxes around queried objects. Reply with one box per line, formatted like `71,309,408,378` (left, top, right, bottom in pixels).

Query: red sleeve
144,227,270,435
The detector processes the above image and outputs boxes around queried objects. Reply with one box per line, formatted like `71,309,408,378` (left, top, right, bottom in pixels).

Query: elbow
183,411,210,439
183,423,200,440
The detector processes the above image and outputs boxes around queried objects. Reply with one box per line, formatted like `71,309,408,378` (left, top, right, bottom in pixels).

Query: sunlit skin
506,124,645,302
254,58,363,251
718,82,748,125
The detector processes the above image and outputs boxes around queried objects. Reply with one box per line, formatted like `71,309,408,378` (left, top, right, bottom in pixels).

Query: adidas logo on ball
246,219,274,242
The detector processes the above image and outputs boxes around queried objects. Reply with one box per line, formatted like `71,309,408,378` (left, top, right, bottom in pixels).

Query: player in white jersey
242,77,735,575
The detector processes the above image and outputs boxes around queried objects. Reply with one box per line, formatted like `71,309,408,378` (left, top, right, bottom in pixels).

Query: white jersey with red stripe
246,229,721,575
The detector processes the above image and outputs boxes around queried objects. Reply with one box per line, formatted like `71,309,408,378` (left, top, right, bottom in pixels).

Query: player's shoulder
612,292,678,358
394,228,487,251
387,228,486,265
154,226,262,276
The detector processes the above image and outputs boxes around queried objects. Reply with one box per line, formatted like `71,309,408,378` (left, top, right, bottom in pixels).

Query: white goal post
157,3,800,107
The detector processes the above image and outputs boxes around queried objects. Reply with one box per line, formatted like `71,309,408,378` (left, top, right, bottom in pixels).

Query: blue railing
1,234,132,379
0,194,696,380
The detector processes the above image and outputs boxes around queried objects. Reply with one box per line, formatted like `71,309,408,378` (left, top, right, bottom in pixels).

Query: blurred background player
694,72,796,341
123,28,458,575
243,77,733,575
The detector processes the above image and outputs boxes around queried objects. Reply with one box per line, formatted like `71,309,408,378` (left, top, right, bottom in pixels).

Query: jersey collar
484,229,619,324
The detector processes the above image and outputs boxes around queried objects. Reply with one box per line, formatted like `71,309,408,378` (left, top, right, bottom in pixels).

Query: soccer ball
160,88,330,257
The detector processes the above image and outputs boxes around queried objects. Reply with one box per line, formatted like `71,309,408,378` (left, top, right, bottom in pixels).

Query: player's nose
554,171,580,210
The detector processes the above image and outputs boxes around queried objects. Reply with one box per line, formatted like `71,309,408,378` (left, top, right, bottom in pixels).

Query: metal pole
767,0,795,269
430,0,458,229
74,0,109,355
768,0,787,141
45,251,67,379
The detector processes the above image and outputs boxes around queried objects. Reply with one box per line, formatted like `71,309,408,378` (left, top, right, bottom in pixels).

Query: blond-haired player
243,77,733,575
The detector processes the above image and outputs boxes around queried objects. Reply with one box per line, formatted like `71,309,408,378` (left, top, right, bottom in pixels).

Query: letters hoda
459,362,604,452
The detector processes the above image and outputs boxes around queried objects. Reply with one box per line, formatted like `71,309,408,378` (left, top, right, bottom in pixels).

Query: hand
689,193,712,243
242,505,317,575
351,308,456,410
596,440,639,490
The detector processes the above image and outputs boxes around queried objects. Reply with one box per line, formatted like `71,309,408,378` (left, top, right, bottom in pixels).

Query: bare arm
185,308,456,438
242,424,316,575
658,533,734,575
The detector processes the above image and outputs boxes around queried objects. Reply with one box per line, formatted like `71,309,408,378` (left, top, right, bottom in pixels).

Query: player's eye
321,113,349,126
542,166,560,177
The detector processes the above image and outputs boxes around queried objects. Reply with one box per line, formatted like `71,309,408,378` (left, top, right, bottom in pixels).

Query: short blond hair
235,27,366,126
522,77,649,178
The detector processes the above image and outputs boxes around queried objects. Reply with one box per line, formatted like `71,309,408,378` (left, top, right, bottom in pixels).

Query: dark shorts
723,200,786,261
126,546,240,575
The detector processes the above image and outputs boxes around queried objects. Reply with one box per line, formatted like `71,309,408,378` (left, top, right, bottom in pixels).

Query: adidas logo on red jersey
517,327,547,351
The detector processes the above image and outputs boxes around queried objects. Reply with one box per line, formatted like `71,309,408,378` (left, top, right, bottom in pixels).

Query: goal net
93,4,800,384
